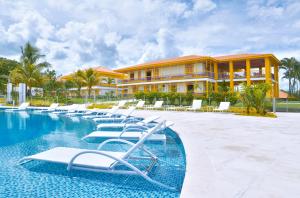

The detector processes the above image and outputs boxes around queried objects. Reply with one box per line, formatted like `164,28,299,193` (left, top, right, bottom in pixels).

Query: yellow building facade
114,54,280,97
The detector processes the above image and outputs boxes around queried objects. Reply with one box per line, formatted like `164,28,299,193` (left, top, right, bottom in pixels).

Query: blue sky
0,0,300,88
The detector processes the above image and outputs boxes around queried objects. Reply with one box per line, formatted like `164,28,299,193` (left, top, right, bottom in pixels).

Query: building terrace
114,54,280,97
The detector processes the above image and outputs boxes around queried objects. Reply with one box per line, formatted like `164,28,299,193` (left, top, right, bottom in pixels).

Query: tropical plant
240,83,253,114
0,57,20,93
79,68,101,98
280,57,300,95
43,69,61,94
103,77,115,85
71,70,85,97
240,83,271,115
209,81,238,105
10,42,50,96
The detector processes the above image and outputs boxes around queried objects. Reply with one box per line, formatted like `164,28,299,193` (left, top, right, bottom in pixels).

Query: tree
79,68,101,98
240,83,254,114
103,77,115,85
43,69,60,94
71,70,85,97
0,57,20,93
10,42,50,96
280,57,299,95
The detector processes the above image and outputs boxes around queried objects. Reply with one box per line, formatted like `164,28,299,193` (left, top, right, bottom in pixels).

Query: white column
19,83,26,104
6,83,12,103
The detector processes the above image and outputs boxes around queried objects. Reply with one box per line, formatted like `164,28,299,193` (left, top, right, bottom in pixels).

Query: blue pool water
0,110,186,197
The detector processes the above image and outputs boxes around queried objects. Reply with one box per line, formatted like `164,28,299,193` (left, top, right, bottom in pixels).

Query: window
187,84,194,93
146,70,152,81
130,72,134,80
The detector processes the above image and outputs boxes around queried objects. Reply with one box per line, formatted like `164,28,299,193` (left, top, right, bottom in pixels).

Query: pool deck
118,110,300,198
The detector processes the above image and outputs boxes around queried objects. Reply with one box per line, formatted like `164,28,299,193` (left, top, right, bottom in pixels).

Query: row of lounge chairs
5,99,230,113
18,103,177,191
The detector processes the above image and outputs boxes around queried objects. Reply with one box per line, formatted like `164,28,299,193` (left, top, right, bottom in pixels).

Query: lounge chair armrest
97,139,156,158
66,150,177,191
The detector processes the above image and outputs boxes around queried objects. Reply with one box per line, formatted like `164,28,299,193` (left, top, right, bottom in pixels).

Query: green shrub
240,83,272,115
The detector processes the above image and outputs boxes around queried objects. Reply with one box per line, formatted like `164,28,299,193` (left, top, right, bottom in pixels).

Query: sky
0,0,300,89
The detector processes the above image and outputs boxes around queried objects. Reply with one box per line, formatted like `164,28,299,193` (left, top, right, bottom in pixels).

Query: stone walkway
118,110,300,198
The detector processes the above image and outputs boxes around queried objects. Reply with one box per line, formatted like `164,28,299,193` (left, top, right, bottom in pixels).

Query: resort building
114,54,280,97
60,66,125,96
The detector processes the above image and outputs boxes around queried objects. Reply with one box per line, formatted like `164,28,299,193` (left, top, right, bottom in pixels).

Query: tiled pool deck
118,110,300,198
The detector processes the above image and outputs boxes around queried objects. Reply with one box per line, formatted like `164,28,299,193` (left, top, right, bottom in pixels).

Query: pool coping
117,109,219,198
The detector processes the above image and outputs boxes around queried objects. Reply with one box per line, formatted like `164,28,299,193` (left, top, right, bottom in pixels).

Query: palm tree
10,42,50,96
280,57,298,95
103,77,114,86
71,70,85,97
79,68,101,98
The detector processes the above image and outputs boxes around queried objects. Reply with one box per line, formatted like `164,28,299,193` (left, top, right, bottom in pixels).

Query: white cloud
193,0,217,12
0,0,299,93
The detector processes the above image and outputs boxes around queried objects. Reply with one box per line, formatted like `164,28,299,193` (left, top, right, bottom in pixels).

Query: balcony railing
218,72,230,80
250,72,265,78
122,72,215,83
234,72,246,79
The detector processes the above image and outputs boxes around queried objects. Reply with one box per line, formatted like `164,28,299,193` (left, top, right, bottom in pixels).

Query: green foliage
240,83,272,115
71,70,85,97
42,69,61,94
0,57,20,93
77,68,101,98
10,42,50,96
280,57,300,96
209,81,238,105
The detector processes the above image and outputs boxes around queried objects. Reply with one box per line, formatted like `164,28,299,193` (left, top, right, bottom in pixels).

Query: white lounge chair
117,100,127,108
52,104,80,114
66,104,88,116
96,115,160,130
146,101,164,110
186,100,202,112
36,103,59,113
82,106,119,119
213,102,230,112
5,102,29,112
19,121,176,191
82,121,174,148
93,106,136,122
135,101,145,108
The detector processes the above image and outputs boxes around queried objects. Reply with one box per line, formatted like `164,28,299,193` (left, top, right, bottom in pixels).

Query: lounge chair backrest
118,100,126,107
122,120,165,159
77,104,87,110
136,101,145,108
192,100,202,109
49,103,59,109
19,102,29,109
108,106,119,114
140,115,160,124
154,101,163,108
219,102,230,110
124,106,136,117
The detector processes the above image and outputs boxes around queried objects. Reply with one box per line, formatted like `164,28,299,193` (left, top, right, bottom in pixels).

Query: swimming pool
0,110,186,197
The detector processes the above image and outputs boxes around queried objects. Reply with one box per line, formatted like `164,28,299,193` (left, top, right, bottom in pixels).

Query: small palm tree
71,70,85,97
79,68,101,98
280,57,298,95
240,83,271,115
10,42,50,96
103,77,114,86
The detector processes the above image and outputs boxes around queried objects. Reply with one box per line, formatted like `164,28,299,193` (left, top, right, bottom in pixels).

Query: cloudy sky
0,0,300,88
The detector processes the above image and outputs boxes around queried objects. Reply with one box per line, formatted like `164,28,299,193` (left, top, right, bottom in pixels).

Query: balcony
218,72,230,80
234,71,246,79
122,72,215,84
250,72,265,78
